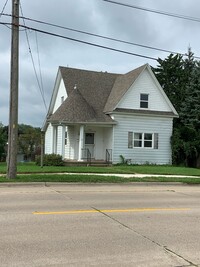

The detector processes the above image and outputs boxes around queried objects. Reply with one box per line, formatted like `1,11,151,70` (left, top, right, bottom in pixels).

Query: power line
0,0,9,19
19,4,47,111
17,23,158,61
102,0,200,23
1,21,157,60
35,31,45,104
17,15,189,57
2,21,200,62
2,12,200,59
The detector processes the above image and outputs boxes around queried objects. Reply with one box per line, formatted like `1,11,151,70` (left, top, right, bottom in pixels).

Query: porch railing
82,148,91,163
106,149,112,163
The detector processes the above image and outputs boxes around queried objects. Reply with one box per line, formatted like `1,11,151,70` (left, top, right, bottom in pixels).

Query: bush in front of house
35,154,64,166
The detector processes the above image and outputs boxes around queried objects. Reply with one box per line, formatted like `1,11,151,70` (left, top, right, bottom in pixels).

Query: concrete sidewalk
0,172,200,179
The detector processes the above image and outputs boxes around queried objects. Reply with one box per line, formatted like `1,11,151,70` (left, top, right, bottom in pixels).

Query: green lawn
0,162,200,176
0,162,200,184
0,173,200,184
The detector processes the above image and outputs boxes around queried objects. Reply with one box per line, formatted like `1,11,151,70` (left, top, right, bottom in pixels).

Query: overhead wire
19,4,47,111
2,21,200,62
35,31,44,101
1,12,200,59
0,0,9,19
15,15,190,57
102,0,200,23
13,23,158,61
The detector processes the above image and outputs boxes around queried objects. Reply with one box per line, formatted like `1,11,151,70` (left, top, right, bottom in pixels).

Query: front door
85,133,95,158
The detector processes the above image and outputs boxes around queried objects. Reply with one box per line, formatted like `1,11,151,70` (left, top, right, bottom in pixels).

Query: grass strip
0,162,200,176
0,174,200,184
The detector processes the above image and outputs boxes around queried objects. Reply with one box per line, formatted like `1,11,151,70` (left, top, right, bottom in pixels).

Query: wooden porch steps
63,160,112,167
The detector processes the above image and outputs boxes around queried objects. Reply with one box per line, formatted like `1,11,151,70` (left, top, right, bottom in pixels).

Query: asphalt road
0,183,200,267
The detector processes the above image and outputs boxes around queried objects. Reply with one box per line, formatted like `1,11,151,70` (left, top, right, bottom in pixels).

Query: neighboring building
43,64,178,164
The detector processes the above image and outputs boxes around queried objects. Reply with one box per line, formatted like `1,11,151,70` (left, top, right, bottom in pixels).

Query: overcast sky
1,0,200,127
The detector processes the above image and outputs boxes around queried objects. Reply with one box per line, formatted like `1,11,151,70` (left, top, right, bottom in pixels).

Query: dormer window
61,96,64,104
140,93,149,108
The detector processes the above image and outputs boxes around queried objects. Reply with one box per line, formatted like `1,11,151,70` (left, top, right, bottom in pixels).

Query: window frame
140,93,149,109
128,132,158,149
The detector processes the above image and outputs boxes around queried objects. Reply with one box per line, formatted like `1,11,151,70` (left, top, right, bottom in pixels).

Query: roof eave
49,121,117,126
110,108,179,118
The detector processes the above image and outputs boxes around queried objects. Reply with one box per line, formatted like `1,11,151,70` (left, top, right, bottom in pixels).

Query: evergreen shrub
35,154,64,166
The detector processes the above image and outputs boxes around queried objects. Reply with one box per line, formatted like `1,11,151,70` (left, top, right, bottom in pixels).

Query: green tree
180,61,200,129
153,49,200,167
153,53,185,113
183,46,195,82
179,61,200,167
0,123,7,161
18,124,41,161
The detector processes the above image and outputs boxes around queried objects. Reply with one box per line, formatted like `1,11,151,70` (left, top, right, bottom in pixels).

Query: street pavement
0,183,200,266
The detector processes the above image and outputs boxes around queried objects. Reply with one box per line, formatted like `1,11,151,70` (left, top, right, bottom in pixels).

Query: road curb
0,181,189,187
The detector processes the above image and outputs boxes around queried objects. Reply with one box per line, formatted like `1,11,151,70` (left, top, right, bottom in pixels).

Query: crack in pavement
91,206,198,267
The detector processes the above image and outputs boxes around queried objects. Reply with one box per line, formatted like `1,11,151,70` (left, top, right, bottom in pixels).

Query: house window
65,131,68,145
134,133,142,147
144,133,152,148
128,132,158,149
61,96,64,104
140,93,149,108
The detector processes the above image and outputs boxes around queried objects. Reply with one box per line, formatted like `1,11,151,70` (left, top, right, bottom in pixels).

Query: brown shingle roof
104,64,147,112
48,64,177,124
50,88,96,123
49,67,119,123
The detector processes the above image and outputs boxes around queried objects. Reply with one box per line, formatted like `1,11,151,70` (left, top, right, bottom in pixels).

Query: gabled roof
104,64,147,113
47,64,178,125
48,67,119,124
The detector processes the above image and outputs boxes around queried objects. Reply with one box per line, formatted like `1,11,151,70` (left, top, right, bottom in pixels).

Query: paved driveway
0,183,200,266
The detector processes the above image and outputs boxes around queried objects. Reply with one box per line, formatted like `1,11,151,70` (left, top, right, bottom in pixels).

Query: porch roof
49,87,116,124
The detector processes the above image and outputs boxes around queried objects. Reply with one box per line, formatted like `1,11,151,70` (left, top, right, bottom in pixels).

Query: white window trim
128,132,158,149
140,93,149,109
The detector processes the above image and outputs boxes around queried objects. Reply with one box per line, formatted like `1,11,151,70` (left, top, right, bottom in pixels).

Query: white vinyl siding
64,126,75,159
117,69,171,112
112,113,173,165
53,78,67,113
44,124,53,154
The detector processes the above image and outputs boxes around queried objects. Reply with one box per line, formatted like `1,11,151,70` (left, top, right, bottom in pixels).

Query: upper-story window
61,96,64,104
140,93,149,108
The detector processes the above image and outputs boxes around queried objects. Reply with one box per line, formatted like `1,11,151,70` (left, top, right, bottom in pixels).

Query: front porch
50,123,114,163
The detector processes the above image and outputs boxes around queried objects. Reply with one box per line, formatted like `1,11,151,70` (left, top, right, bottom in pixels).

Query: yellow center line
33,207,190,215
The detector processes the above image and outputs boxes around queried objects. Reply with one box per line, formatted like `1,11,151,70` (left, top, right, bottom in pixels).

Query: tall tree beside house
153,49,200,167
153,53,186,113
183,47,195,82
179,61,200,167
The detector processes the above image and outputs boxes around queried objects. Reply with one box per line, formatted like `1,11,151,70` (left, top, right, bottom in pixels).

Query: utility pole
7,0,19,179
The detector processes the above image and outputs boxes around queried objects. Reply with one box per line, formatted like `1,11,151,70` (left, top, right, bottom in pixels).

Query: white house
43,64,178,165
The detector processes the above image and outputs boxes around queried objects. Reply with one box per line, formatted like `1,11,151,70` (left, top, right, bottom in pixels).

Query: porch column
78,125,84,161
52,125,57,154
61,125,66,159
